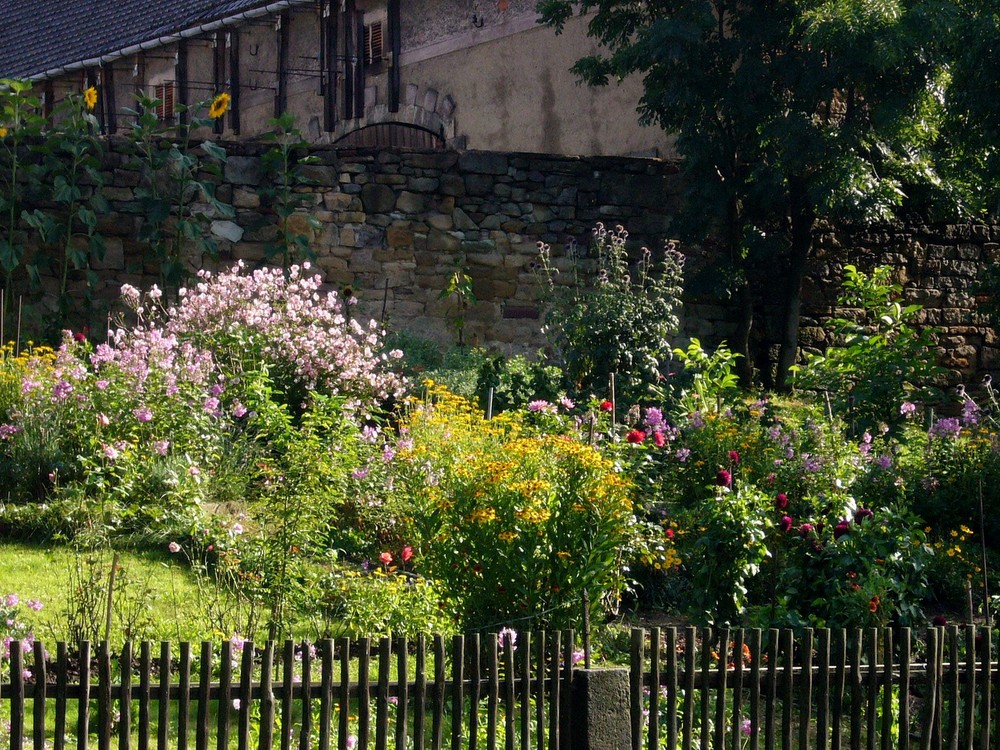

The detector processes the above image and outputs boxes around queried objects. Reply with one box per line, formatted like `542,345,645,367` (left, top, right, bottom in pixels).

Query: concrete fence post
570,667,632,750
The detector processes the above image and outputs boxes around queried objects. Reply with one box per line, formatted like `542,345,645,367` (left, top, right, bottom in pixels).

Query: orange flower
869,595,880,613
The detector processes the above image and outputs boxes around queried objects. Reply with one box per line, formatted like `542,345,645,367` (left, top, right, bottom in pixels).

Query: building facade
1,0,674,158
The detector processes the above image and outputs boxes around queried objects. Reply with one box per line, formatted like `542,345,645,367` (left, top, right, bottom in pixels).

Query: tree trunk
775,181,814,389
733,280,755,385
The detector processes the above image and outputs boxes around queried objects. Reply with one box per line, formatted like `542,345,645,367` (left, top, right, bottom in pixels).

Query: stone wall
15,141,997,386
33,141,683,352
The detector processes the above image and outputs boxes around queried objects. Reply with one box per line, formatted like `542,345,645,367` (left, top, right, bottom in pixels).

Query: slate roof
0,0,292,79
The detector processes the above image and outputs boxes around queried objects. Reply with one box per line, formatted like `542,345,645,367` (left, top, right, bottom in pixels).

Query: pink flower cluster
163,263,405,405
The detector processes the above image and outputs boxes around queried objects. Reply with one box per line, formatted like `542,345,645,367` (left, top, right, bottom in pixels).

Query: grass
0,539,207,644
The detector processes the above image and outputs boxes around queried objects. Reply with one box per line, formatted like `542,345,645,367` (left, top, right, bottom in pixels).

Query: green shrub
538,223,684,406
792,264,942,433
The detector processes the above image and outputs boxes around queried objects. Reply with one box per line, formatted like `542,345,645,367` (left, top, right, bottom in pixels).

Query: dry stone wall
19,141,999,385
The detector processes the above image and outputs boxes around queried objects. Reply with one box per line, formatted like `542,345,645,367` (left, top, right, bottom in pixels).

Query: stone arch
318,84,460,147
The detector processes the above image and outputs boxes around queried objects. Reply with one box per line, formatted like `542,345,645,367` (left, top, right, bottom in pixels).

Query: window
153,82,175,120
363,20,383,64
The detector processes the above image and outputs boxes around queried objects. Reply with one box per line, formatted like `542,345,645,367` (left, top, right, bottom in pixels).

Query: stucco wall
397,14,673,156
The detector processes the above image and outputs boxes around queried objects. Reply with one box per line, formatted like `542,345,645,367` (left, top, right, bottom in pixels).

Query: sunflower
83,86,98,111
208,92,231,119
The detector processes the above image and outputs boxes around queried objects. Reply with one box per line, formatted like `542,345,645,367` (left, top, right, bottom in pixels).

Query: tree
537,0,961,387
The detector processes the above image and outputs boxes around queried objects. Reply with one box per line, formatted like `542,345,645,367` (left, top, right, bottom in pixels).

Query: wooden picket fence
629,625,998,750
1,626,997,750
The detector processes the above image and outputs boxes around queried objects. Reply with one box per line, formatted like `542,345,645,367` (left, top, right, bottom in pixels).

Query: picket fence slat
57,641,70,750
359,637,372,750
650,627,661,750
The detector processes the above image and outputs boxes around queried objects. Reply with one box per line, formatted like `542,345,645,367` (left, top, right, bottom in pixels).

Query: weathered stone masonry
22,141,999,385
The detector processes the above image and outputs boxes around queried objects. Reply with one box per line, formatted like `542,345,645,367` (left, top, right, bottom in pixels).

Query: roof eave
27,0,315,81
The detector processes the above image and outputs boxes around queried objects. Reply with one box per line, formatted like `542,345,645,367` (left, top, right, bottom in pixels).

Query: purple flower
133,406,153,423
644,407,666,431
498,627,518,650
528,400,553,413
203,396,221,414
4,593,19,607
352,467,369,480
875,454,892,470
153,440,170,456
962,400,979,426
102,444,120,461
232,402,248,419
26,599,42,612
854,508,874,524
930,418,962,439
833,520,851,540
716,469,732,488
900,401,916,416
675,448,691,462
799,523,814,538
361,425,380,443
52,380,73,401
560,397,575,410
689,412,705,429
0,424,21,441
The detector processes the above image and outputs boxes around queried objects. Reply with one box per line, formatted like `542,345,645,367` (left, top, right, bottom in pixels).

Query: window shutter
154,82,175,120
364,21,383,64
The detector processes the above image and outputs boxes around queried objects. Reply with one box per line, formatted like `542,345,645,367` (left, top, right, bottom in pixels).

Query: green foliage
475,353,564,413
667,339,742,415
537,0,966,385
681,483,772,624
126,93,234,295
258,112,322,270
791,265,941,432
437,256,477,347
539,224,684,405
396,385,649,629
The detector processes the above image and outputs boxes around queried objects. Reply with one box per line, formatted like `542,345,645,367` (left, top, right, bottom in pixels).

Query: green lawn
0,539,207,644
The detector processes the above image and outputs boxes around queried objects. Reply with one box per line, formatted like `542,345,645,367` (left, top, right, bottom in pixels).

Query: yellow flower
209,92,231,119
0,127,7,138
83,86,98,111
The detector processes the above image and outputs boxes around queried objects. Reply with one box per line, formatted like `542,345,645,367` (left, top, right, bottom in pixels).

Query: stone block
361,183,396,213
211,220,245,243
224,156,263,186
396,191,427,214
459,152,509,176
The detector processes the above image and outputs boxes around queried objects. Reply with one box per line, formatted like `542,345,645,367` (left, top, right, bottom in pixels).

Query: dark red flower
854,507,874,524
799,523,814,538
652,431,666,448
599,400,613,412
932,614,948,627
775,493,788,510
779,515,793,532
833,520,851,539
665,528,675,540
626,429,646,444
72,331,87,343
728,450,740,464
716,469,732,488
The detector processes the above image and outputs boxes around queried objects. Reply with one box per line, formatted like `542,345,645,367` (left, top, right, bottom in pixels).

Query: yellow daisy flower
209,92,231,119
0,127,7,138
83,86,98,111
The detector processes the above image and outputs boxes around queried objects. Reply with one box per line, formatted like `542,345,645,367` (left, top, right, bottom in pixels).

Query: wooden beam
388,0,401,112
343,0,356,119
228,30,241,135
354,8,365,117
214,31,226,134
275,9,290,117
176,39,189,130
323,0,338,131
101,64,117,134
